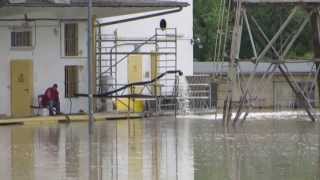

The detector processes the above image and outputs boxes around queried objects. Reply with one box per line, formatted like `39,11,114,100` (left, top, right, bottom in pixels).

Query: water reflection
192,120,320,180
0,118,319,180
12,127,34,180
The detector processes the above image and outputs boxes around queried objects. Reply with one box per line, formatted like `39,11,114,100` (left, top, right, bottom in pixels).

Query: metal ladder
155,28,178,112
96,28,118,94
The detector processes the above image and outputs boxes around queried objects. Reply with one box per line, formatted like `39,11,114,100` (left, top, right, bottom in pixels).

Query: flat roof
240,0,320,4
194,61,316,75
0,0,189,19
0,0,189,7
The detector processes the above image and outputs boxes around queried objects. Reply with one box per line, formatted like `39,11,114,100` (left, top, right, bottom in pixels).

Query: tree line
194,1,313,62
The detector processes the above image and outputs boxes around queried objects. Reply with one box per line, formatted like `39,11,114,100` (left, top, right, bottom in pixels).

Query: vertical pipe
87,0,94,131
173,28,179,180
114,30,118,93
87,1,94,180
93,16,97,112
209,84,212,110
155,29,160,113
98,25,102,94
174,28,178,117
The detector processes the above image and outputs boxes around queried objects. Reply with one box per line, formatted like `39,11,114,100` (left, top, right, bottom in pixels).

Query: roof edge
0,0,189,8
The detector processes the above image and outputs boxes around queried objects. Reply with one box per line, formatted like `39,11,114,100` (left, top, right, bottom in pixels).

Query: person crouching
42,84,60,116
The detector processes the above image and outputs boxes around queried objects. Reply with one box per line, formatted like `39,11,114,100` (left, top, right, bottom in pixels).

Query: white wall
0,14,89,116
99,0,193,86
0,3,194,116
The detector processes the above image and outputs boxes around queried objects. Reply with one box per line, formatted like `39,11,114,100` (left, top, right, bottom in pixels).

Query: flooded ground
0,114,319,180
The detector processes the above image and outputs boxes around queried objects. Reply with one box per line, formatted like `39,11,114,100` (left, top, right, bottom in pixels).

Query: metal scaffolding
94,27,179,114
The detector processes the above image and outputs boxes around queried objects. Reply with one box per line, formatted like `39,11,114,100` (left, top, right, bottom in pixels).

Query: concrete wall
215,75,319,109
0,16,89,116
100,0,193,86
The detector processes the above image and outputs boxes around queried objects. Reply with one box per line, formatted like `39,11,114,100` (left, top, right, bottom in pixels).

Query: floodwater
0,115,319,180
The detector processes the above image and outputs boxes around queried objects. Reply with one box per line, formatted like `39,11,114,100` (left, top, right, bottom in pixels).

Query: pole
87,1,95,179
87,0,94,132
224,0,242,125
87,0,96,180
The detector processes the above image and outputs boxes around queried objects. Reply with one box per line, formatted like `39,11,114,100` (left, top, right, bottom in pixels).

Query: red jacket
42,87,59,106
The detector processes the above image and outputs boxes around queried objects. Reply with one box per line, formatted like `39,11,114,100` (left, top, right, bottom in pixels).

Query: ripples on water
0,114,319,180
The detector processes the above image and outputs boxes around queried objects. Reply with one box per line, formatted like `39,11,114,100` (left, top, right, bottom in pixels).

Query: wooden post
224,0,243,125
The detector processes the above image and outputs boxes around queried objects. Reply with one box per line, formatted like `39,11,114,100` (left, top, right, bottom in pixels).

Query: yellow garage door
128,55,142,82
11,60,33,117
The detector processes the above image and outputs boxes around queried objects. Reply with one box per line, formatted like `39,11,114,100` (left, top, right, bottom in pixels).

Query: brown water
0,117,319,180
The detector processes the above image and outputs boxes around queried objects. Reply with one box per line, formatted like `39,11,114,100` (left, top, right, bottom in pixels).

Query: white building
0,0,189,117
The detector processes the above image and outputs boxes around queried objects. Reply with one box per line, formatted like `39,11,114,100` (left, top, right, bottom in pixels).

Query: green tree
194,2,313,61
194,0,220,61
241,6,313,59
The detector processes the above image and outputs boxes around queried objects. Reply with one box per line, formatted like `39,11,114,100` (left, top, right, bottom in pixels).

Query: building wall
215,75,319,109
0,15,89,116
99,0,193,86
0,4,194,116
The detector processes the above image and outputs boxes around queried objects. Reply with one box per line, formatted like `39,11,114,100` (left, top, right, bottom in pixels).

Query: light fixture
53,27,59,36
160,19,167,30
21,13,30,28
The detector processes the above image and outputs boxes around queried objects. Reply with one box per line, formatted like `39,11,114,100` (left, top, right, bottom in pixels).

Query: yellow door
151,53,160,96
128,55,143,93
119,55,144,112
11,60,33,117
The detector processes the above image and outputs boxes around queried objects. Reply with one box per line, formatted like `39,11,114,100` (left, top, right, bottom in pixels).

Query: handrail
100,35,156,76
111,35,156,66
77,70,183,98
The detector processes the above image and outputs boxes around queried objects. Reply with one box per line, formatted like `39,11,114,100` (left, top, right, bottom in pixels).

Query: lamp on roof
24,13,28,21
160,19,167,30
21,13,30,28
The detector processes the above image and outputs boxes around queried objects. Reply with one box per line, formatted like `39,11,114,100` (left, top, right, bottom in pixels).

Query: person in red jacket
42,84,60,115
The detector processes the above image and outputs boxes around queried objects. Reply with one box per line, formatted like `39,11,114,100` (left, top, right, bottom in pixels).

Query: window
64,23,78,56
65,65,79,97
11,30,32,48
